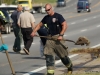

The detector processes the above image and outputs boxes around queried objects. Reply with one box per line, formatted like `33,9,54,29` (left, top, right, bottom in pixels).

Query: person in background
37,25,60,60
37,24,48,57
18,6,35,55
31,3,73,75
11,4,23,53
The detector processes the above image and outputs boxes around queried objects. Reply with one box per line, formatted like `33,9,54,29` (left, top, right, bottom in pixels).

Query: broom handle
0,32,16,75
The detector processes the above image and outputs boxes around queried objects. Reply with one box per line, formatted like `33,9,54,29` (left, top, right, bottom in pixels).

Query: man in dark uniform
11,5,23,52
31,3,73,75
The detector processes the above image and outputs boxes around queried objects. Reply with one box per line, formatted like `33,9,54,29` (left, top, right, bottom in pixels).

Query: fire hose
35,35,90,46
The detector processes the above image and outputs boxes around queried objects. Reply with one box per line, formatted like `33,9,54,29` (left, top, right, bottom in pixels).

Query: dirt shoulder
54,53,100,75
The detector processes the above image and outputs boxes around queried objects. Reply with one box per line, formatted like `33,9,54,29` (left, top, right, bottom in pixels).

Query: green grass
32,0,57,6
33,0,57,3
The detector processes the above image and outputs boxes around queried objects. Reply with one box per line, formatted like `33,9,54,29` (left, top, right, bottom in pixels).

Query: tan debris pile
69,46,100,54
75,36,90,46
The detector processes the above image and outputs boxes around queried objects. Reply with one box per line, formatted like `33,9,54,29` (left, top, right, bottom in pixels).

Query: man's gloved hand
0,44,8,52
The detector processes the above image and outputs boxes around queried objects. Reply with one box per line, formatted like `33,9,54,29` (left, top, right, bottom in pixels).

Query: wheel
8,25,11,34
5,25,11,34
5,25,9,34
77,11,80,13
87,9,91,12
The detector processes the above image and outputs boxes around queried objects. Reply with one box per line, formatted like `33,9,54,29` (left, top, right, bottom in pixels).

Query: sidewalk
54,53,100,75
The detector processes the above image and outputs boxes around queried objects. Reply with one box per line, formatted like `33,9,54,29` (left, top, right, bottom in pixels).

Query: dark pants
21,28,33,52
13,25,22,51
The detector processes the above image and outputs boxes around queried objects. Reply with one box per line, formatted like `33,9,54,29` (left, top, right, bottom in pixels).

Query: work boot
67,67,73,75
63,64,73,75
13,48,17,52
13,48,20,52
63,70,72,75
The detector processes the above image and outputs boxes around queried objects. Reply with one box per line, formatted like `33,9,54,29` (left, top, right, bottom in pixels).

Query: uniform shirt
11,10,22,26
18,11,35,28
41,13,65,36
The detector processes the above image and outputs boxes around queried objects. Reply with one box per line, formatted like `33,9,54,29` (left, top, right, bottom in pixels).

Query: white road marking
96,25,100,27
93,16,96,19
91,44,100,48
23,54,78,75
81,29,87,32
84,19,88,21
71,22,76,24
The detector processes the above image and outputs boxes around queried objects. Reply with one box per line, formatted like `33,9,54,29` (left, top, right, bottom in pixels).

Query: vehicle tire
77,11,80,13
5,25,11,34
8,25,11,34
87,9,91,12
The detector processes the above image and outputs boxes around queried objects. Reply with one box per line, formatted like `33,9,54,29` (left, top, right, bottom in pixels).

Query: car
40,6,46,14
56,0,66,7
77,0,91,13
0,4,18,34
0,9,12,34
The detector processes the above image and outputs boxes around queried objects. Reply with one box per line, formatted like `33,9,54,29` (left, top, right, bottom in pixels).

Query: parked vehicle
0,4,16,34
17,0,36,14
17,0,45,14
0,9,12,34
18,0,32,9
56,0,66,7
77,0,91,13
33,6,46,14
41,7,46,14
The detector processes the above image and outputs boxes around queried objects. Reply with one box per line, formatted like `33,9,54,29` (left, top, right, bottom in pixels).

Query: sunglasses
45,8,51,11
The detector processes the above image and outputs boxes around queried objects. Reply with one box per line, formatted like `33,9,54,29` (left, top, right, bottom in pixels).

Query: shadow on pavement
22,56,45,60
15,71,44,75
